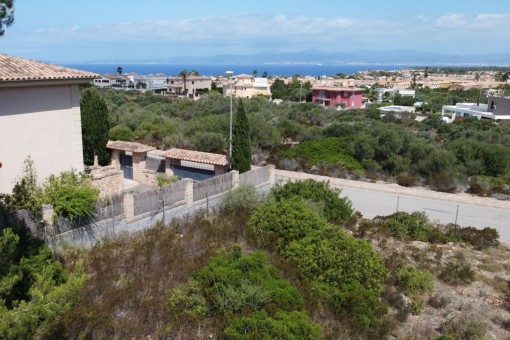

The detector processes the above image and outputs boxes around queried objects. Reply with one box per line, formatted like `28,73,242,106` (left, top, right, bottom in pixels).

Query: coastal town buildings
0,54,97,194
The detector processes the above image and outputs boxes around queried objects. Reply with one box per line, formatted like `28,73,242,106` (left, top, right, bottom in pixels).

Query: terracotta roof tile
165,148,229,166
106,140,155,153
0,54,98,82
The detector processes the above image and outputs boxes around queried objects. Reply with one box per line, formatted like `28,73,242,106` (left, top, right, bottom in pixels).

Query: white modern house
0,54,97,194
441,96,510,123
129,74,168,93
93,74,126,88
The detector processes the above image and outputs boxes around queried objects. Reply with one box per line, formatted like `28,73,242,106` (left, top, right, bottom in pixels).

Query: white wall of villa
0,85,84,193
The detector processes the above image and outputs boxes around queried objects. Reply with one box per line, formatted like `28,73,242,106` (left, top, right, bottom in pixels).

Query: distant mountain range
80,49,510,66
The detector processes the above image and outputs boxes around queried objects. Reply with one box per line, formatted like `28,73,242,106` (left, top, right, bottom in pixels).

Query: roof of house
165,148,229,166
106,140,156,153
312,85,365,92
236,74,253,79
0,54,98,82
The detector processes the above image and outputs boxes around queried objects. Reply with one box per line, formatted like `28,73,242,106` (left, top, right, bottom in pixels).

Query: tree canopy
0,0,14,36
231,99,252,173
81,87,111,166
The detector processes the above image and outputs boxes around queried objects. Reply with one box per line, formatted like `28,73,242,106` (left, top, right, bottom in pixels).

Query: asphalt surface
274,169,510,242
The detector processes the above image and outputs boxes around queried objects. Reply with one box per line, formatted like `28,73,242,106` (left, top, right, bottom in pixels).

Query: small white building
0,54,97,194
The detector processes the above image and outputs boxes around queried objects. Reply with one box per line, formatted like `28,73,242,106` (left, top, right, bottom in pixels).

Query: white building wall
0,85,84,193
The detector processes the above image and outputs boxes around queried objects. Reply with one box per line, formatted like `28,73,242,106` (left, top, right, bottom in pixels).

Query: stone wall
47,165,274,247
90,165,124,197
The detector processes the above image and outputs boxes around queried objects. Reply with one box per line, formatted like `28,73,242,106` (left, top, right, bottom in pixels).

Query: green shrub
167,279,207,321
221,185,263,215
277,137,363,171
383,212,431,241
223,310,322,340
109,124,134,141
330,281,389,332
249,198,330,247
397,265,434,294
0,226,86,339
194,249,304,314
270,179,353,224
396,173,416,187
282,230,388,293
428,172,457,193
468,176,491,196
451,226,499,250
439,259,475,286
213,280,271,314
41,170,99,219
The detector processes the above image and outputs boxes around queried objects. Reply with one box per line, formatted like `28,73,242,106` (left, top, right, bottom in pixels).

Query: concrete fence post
231,170,240,189
124,193,135,223
183,178,194,206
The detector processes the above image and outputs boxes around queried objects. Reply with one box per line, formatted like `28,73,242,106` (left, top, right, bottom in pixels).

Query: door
119,152,133,180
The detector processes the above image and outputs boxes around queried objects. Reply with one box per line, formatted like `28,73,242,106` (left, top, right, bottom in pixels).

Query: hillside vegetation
2,180,508,339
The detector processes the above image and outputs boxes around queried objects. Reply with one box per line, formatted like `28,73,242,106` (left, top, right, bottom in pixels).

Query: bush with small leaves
249,197,329,247
439,259,475,286
397,265,434,295
194,249,304,315
383,211,431,241
41,170,99,219
270,179,353,224
221,184,264,216
223,310,322,340
166,279,207,321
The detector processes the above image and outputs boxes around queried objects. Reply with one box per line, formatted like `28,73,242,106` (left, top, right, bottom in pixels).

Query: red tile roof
106,140,155,153
0,54,98,82
165,148,229,166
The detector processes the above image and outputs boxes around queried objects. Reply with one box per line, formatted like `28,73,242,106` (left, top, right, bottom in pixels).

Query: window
319,90,325,97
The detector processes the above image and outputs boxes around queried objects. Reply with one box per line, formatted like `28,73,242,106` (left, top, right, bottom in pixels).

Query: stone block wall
91,165,124,197
133,152,147,183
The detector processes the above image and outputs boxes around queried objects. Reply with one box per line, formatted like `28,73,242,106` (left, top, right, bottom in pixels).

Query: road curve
274,169,510,242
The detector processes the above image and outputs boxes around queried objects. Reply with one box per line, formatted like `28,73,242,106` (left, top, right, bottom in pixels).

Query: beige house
167,75,212,99
0,54,97,194
223,74,272,98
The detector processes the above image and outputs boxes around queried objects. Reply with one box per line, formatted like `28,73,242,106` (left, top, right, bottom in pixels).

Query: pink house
312,86,364,109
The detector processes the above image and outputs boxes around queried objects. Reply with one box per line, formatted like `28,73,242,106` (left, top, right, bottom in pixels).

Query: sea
60,63,412,77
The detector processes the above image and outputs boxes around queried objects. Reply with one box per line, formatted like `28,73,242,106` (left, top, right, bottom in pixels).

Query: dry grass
56,211,510,339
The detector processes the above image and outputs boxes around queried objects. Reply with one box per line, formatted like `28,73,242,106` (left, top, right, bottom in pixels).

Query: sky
2,0,510,62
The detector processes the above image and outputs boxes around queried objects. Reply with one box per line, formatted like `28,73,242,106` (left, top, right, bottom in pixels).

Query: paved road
274,170,510,242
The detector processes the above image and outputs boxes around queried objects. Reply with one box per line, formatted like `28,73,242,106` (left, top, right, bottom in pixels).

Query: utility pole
226,71,234,161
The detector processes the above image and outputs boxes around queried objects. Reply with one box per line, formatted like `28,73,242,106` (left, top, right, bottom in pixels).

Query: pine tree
231,99,251,173
80,88,110,166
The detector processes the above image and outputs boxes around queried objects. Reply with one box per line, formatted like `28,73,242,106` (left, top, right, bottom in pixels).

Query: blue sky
2,0,510,62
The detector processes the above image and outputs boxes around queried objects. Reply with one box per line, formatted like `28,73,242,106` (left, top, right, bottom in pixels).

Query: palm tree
179,69,188,95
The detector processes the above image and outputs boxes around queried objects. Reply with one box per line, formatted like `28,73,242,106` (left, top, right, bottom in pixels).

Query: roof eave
0,77,97,88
